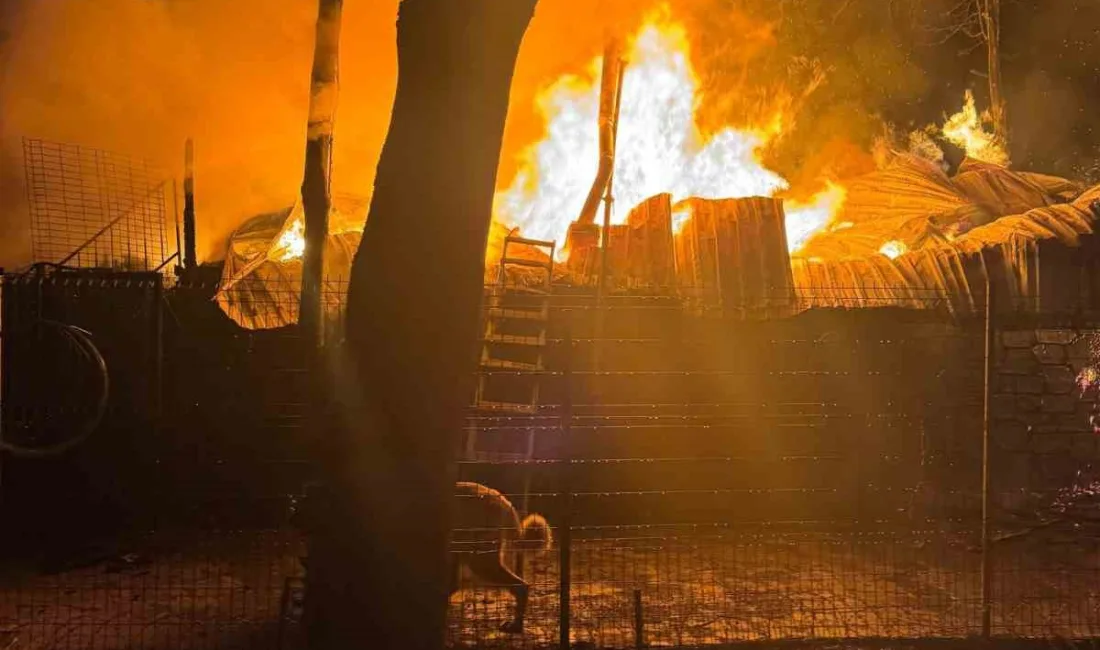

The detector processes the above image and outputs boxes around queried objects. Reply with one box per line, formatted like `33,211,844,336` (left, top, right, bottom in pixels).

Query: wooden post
594,42,625,371
559,323,574,650
298,0,343,350
981,263,995,639
182,140,197,270
171,179,182,274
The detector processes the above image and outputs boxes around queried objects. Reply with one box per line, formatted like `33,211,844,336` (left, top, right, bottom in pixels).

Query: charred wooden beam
577,38,624,226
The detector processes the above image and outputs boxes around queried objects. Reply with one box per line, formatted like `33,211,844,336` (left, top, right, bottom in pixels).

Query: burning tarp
790,157,1099,313
214,155,1099,330
211,9,1100,329
215,195,366,330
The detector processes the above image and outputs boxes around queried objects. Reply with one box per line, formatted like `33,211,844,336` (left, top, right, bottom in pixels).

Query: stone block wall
993,328,1100,503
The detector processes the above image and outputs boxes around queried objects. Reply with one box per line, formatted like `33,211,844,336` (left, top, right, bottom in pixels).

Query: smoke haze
1,0,1096,268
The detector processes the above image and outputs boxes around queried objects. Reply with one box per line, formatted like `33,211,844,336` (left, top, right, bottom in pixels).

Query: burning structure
215,13,1100,330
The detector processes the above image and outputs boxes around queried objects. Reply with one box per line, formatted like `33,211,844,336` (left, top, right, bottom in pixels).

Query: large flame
942,90,1008,167
276,13,845,266
785,181,847,253
492,14,842,255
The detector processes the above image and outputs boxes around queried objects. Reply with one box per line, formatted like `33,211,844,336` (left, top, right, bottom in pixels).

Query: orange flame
942,90,1008,167
275,218,306,262
277,12,846,268
785,181,847,253
492,13,843,256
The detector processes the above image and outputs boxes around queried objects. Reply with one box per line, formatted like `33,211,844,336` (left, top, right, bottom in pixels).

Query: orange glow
784,181,847,253
275,217,306,262
491,13,844,257
671,204,693,235
942,90,1008,167
879,240,908,260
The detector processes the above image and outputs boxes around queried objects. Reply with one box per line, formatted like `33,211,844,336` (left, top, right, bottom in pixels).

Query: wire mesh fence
0,271,307,649
23,138,177,273
2,270,1100,648
451,290,1100,648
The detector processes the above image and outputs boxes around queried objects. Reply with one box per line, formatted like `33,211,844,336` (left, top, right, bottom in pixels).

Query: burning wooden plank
674,196,794,318
623,193,675,288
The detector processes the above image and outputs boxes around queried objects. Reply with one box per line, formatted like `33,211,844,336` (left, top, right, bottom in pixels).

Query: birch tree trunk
978,0,1008,155
298,0,342,348
305,1,538,648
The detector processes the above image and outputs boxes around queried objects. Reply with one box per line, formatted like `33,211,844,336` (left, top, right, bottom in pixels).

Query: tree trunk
979,0,1008,157
305,1,538,649
299,0,343,349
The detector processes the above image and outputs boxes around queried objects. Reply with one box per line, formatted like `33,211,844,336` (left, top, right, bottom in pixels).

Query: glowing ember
493,14,841,255
942,90,1008,167
1078,366,1100,393
879,240,907,259
275,217,306,262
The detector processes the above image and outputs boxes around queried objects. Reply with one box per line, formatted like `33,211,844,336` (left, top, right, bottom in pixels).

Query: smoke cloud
0,0,398,267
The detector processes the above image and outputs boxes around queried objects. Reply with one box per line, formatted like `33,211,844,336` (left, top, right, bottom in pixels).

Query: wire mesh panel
23,138,174,272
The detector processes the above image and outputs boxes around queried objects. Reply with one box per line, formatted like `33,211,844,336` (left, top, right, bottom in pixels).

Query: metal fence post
981,275,995,639
559,320,574,650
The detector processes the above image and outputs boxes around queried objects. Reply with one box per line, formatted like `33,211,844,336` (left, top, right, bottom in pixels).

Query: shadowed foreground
0,530,1089,649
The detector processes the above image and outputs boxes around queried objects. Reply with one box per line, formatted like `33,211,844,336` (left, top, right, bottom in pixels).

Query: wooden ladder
466,234,555,507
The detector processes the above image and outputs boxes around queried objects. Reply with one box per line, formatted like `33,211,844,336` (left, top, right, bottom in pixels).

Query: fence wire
451,293,1100,648
23,138,176,273
1,272,1100,649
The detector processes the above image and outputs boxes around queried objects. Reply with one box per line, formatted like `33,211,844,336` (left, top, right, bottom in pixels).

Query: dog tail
518,513,553,553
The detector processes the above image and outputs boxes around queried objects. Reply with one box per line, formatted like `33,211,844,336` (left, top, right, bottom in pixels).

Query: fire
671,204,693,235
879,240,908,260
784,182,846,253
275,217,306,262
942,90,1008,167
272,12,847,271
492,13,842,256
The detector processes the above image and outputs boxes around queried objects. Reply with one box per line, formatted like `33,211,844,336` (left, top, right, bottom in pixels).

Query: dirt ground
0,531,1096,649
0,531,304,650
448,532,1100,649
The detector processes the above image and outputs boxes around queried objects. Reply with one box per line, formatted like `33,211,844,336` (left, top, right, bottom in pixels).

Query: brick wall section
994,329,1100,504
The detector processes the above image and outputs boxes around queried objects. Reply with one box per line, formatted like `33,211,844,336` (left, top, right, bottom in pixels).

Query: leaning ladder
467,234,556,509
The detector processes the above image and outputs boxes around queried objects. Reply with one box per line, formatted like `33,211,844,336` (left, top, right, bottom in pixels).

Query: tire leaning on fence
1,319,110,457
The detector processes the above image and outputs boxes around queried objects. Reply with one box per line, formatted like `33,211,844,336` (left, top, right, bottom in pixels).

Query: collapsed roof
213,158,1100,330
791,155,1099,313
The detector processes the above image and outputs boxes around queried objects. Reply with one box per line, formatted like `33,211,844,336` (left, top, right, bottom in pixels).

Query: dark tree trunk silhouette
304,1,538,649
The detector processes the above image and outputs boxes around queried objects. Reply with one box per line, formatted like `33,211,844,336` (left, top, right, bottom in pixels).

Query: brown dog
451,481,552,633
